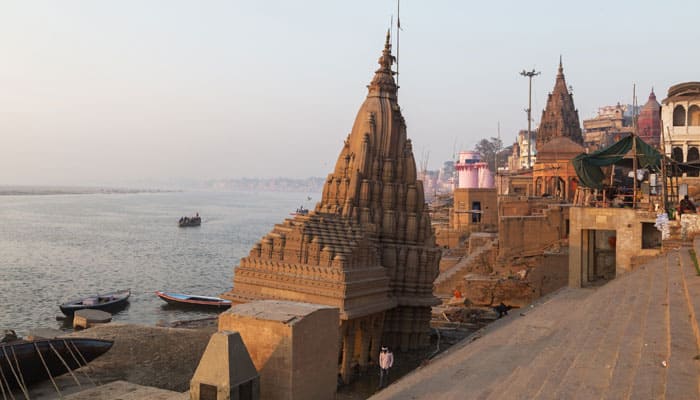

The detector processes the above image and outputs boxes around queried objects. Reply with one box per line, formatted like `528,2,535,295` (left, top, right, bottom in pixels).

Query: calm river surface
0,190,306,334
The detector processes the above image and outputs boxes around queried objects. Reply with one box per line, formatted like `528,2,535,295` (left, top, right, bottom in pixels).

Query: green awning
572,136,662,189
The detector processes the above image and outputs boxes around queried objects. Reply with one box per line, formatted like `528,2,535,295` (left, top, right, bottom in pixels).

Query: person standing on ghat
378,346,394,389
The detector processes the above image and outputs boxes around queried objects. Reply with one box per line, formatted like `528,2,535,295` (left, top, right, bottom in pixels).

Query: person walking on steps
378,346,394,389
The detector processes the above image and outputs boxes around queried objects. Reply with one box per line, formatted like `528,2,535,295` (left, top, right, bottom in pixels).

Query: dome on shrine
536,136,584,161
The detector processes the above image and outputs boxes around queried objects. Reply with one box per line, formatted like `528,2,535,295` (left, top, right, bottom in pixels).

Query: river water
0,190,306,335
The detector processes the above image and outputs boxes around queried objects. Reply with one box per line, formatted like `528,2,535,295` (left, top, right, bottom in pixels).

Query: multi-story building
662,82,700,178
583,103,635,151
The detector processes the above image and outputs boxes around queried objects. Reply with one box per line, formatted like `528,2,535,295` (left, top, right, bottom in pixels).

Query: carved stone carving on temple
222,31,441,383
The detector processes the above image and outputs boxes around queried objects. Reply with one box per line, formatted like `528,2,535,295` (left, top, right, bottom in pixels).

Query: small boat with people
59,289,131,316
0,335,113,389
290,205,309,216
155,291,232,309
178,213,201,227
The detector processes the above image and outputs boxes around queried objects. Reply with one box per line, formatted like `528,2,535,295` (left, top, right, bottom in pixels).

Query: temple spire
378,29,394,73
558,55,563,76
537,58,583,147
368,31,397,97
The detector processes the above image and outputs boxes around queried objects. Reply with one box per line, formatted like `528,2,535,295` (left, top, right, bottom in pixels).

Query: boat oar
0,360,14,400
9,347,28,395
1,347,28,400
33,342,63,398
48,342,81,387
67,340,101,386
62,340,96,386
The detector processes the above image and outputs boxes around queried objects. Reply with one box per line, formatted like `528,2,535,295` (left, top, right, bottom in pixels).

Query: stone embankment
372,240,700,399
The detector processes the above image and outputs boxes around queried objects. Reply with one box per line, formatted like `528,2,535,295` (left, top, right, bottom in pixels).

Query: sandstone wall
498,211,566,259
218,301,339,400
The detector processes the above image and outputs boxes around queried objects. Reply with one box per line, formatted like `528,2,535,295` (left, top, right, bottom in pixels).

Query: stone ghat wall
498,211,567,260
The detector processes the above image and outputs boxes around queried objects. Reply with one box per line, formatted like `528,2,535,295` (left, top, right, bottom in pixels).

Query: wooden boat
178,215,201,227
289,205,309,216
155,291,232,309
59,289,131,316
0,338,113,389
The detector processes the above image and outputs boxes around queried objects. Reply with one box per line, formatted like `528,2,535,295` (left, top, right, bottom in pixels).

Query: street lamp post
520,69,540,168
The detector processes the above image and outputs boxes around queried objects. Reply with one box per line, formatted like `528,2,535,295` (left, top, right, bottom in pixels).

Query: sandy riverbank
20,309,486,399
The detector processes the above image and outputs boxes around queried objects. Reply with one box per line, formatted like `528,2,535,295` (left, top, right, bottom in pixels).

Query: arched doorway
689,105,700,126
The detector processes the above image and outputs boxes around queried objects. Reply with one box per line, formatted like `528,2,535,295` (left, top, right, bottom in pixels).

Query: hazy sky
1,1,697,186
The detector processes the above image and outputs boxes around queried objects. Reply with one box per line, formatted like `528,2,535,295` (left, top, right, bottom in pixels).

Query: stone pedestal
73,309,111,329
190,331,259,400
218,301,339,400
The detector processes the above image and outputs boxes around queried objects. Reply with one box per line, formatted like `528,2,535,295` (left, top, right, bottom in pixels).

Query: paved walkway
372,241,700,400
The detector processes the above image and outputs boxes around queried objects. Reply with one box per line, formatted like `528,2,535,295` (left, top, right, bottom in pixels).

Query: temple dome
536,136,584,161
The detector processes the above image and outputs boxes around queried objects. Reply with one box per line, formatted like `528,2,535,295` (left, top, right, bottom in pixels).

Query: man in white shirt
378,346,394,389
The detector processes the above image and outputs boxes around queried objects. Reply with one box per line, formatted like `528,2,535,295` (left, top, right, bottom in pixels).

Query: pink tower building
455,151,494,189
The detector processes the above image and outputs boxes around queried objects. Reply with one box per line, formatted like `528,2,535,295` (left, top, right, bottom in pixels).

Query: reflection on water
0,191,305,335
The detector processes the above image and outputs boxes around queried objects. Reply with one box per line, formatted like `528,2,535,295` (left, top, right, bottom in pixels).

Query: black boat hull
59,290,131,316
0,338,113,389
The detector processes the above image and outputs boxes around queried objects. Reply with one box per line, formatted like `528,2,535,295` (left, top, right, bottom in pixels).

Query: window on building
689,105,700,126
673,105,686,126
471,201,481,223
672,147,684,163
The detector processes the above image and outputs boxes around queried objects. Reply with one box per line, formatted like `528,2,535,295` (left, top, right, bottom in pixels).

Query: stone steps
530,272,632,400
480,284,609,400
666,251,700,399
627,256,669,400
602,262,656,400
433,240,494,294
371,250,700,400
550,266,649,399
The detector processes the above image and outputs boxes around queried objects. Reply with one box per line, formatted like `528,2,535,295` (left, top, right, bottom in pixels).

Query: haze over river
0,190,308,334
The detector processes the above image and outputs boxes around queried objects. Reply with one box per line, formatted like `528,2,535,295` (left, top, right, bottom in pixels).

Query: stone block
73,309,111,329
190,331,259,400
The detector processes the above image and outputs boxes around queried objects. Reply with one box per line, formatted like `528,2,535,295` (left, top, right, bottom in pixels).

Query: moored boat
59,289,131,316
155,291,232,309
0,338,113,389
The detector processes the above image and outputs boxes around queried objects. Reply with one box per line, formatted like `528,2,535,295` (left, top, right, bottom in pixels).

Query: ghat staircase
372,239,700,399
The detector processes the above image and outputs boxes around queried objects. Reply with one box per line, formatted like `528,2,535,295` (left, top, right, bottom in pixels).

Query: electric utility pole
520,69,540,168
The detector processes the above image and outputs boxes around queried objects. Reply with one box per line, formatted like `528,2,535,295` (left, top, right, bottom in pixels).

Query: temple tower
637,89,661,148
222,32,440,383
537,58,583,148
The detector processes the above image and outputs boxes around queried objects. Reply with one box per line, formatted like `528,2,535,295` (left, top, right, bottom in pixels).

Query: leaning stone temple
222,32,440,382
536,58,584,148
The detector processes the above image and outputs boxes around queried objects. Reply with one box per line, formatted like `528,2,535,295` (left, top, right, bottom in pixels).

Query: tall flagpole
396,0,400,92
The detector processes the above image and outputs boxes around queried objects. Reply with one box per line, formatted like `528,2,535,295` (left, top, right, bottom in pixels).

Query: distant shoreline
0,186,175,196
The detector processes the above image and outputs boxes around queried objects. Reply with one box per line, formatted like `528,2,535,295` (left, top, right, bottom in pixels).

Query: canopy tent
572,135,662,190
